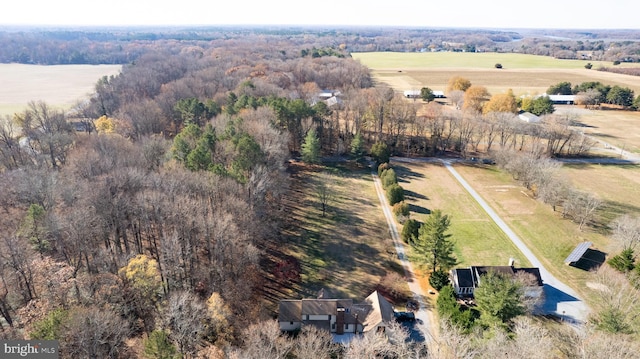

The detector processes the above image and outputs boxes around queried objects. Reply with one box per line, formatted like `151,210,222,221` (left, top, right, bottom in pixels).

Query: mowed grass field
453,164,613,293
399,160,627,302
353,52,640,96
561,163,640,227
392,160,531,268
0,63,122,116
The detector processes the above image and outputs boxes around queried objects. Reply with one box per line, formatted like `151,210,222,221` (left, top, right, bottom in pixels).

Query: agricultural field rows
353,52,640,96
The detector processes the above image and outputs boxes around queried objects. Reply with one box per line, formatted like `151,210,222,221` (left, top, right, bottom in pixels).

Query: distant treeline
2,26,640,65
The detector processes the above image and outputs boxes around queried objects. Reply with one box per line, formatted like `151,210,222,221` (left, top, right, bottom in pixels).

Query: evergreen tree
371,141,390,165
608,248,636,273
401,219,421,244
474,272,525,328
420,87,435,102
350,133,365,163
411,209,457,272
386,183,405,206
301,128,320,164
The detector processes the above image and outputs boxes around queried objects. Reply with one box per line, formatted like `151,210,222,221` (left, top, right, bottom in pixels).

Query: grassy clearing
561,163,640,228
352,52,631,70
452,163,613,302
270,160,411,308
0,63,122,116
392,160,530,268
393,159,638,305
574,110,640,154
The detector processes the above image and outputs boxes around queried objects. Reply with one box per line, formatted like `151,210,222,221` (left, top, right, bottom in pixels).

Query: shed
518,111,540,123
564,242,593,265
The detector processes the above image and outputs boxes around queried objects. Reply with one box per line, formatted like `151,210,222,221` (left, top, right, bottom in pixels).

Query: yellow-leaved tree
446,76,472,95
463,85,491,113
206,292,233,345
483,90,518,114
95,115,116,133
119,254,162,299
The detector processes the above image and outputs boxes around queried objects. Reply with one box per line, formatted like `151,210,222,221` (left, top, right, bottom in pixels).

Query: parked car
394,311,416,322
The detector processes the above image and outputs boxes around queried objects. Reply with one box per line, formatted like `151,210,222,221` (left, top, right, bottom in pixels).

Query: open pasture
352,52,625,70
573,109,640,154
561,163,640,228
276,161,411,305
354,52,640,96
0,63,122,116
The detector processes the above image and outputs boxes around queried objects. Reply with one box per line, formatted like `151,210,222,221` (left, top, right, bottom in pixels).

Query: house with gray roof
450,261,543,300
278,290,395,335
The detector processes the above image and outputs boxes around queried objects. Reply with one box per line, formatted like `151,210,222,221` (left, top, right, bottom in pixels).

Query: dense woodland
1,27,640,358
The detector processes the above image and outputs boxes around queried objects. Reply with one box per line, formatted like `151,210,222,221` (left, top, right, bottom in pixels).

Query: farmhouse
313,90,343,107
278,290,395,336
450,261,544,299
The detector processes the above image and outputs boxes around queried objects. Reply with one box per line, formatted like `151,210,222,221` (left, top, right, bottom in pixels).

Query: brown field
572,109,640,154
375,68,640,97
561,163,640,228
263,161,411,312
0,63,122,116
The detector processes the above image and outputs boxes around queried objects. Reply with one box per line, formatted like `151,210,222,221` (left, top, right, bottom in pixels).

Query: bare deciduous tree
610,214,640,251
61,306,131,359
162,291,208,358
228,320,293,359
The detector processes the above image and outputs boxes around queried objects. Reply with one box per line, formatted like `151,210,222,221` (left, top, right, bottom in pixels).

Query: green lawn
392,160,531,268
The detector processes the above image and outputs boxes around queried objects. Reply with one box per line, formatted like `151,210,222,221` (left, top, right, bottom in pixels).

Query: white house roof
546,94,576,103
518,112,540,123
403,90,421,97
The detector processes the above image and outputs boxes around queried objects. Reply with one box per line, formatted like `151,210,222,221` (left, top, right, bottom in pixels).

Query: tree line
2,26,640,65
547,81,639,109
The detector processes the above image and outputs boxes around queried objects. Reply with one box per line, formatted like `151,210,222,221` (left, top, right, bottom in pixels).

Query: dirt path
370,165,438,342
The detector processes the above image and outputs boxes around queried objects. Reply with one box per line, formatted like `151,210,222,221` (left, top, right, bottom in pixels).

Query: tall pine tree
411,209,457,272
301,127,320,164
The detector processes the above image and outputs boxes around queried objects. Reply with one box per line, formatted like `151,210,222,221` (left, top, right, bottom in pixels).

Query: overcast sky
2,0,639,29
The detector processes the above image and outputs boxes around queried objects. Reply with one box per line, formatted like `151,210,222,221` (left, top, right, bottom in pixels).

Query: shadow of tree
409,204,431,215
404,189,428,200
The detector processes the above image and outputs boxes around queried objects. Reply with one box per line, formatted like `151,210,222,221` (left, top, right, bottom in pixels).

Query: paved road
371,166,436,342
392,156,590,323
